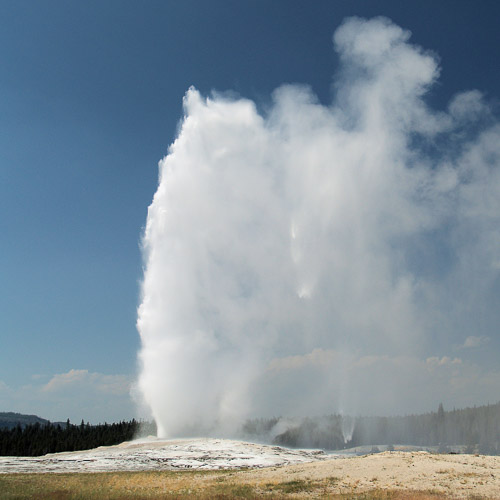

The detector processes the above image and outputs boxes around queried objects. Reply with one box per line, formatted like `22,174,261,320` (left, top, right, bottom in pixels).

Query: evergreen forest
1,402,499,457
0,419,157,457
243,402,500,455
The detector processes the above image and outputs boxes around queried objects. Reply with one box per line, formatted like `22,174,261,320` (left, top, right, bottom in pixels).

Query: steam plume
137,17,500,438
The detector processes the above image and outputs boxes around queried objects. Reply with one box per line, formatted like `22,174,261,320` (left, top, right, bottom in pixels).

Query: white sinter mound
0,438,328,473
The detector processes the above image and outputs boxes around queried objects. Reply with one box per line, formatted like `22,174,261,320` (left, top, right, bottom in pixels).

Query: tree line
243,401,500,455
3,402,498,457
0,419,156,457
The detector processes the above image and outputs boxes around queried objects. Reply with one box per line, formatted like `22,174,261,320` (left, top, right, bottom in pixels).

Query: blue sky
1,0,500,424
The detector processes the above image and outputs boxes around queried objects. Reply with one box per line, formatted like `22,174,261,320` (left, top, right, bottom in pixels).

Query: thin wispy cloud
461,336,491,349
0,370,134,423
42,369,130,395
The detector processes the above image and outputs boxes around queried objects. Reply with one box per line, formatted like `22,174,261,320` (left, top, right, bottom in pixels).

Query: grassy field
0,470,452,499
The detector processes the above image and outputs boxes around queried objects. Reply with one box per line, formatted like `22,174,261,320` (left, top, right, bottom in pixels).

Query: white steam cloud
136,17,500,438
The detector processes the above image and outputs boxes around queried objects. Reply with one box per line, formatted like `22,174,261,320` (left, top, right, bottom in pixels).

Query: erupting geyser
137,17,500,438
341,416,355,445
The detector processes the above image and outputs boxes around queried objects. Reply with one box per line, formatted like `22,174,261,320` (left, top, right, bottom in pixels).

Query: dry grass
0,470,464,499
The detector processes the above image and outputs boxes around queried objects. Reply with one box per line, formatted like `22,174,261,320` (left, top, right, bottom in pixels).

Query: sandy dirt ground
236,450,500,498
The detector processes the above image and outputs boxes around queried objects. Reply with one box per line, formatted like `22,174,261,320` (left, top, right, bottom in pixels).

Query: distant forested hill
0,412,50,430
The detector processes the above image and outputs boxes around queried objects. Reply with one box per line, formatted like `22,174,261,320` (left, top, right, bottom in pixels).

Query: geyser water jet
137,17,500,438
341,416,355,445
